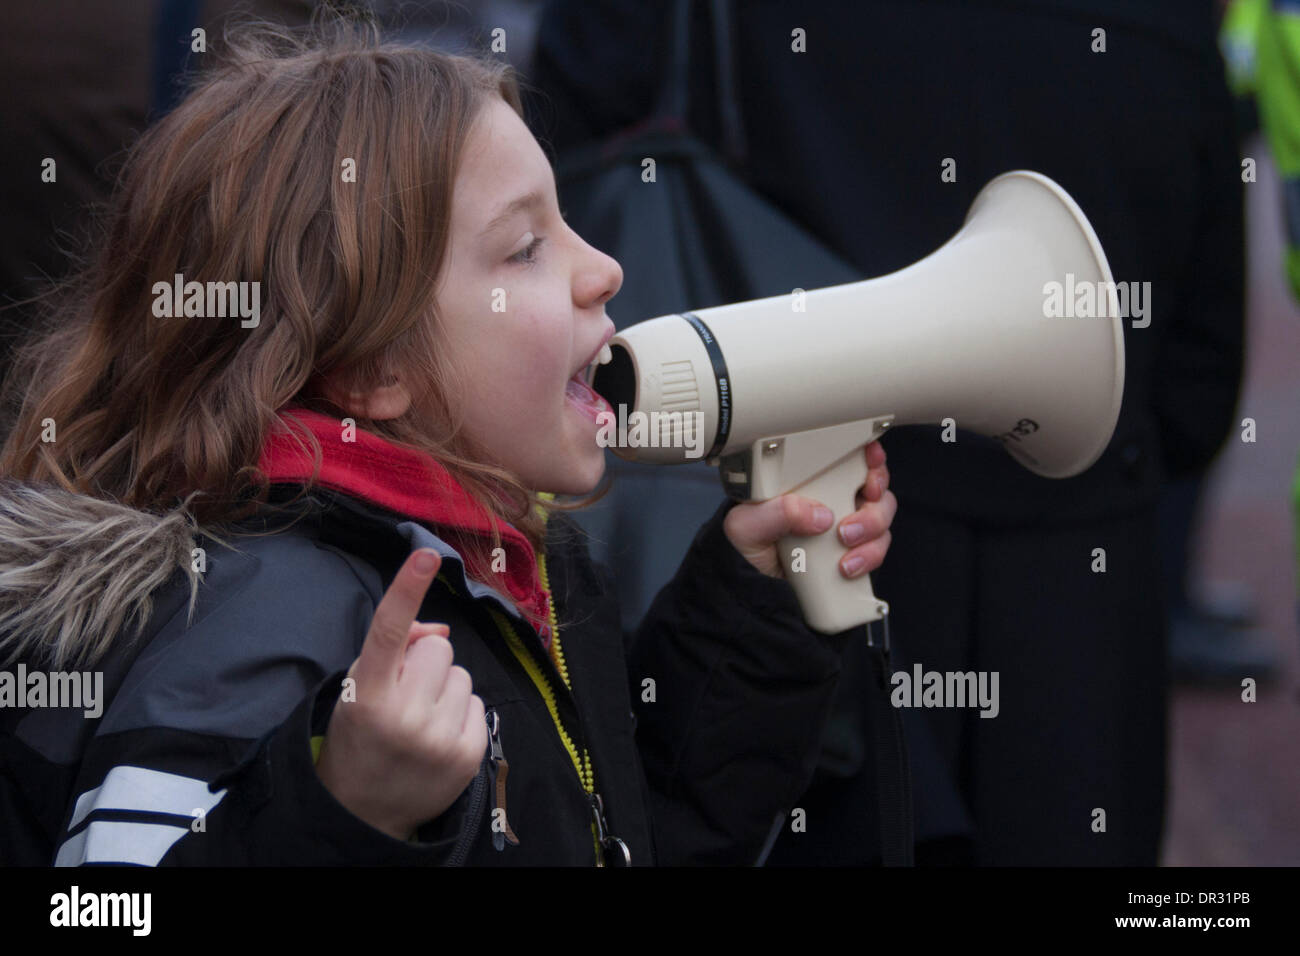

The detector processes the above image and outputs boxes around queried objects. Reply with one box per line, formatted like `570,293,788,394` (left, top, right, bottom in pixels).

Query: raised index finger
352,548,442,690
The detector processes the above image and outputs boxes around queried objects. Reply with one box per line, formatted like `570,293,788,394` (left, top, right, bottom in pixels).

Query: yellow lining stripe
488,607,594,795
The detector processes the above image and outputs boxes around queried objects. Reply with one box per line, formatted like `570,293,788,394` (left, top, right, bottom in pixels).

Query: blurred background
2,0,1295,864
1170,97,1300,866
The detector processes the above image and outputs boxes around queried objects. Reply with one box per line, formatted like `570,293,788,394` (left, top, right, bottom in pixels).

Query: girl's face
435,97,622,495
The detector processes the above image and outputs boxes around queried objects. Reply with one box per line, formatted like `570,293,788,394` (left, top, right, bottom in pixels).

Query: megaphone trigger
774,439,892,631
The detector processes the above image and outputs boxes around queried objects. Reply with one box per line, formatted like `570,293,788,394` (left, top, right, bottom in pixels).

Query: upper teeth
586,343,613,374
582,343,614,386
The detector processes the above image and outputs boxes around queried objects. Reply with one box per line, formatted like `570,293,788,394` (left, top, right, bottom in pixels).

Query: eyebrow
479,190,546,238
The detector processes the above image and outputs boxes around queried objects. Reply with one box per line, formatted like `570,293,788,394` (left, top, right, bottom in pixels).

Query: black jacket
0,481,849,865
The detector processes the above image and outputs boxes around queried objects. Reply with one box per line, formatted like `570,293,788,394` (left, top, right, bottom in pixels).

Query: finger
398,630,455,703
841,529,892,578
406,621,450,650
863,463,890,502
723,494,815,555
865,440,886,469
430,665,474,738
456,695,489,777
353,548,442,690
776,493,837,539
838,490,898,546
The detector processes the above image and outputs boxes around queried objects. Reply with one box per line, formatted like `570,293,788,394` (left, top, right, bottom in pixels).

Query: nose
575,238,623,311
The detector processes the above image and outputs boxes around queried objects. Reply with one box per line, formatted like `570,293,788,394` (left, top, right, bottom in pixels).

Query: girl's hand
316,548,487,842
723,440,896,581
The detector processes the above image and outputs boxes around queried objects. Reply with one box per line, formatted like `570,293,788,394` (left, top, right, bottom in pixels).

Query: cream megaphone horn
588,170,1125,634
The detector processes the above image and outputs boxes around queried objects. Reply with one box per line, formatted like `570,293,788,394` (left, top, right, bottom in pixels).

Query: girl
0,19,896,866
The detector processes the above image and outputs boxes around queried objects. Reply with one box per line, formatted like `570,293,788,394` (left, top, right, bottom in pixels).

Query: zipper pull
487,708,504,762
589,792,631,867
486,708,519,850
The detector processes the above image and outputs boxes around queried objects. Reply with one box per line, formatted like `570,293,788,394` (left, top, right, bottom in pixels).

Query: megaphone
589,170,1125,634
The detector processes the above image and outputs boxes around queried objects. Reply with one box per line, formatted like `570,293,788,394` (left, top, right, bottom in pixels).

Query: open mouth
565,342,614,417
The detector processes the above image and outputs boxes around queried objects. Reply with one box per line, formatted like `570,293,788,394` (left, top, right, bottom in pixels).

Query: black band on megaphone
680,311,731,459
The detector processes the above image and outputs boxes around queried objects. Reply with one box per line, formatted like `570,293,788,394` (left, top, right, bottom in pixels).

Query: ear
321,370,412,420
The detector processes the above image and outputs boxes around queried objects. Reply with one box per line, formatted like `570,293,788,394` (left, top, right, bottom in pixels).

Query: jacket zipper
445,751,489,866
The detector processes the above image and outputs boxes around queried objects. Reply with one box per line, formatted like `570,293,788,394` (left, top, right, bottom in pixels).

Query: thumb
725,494,834,554
406,621,451,650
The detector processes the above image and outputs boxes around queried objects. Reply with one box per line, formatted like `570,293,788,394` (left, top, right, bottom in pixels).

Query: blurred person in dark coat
0,0,314,389
524,0,1245,864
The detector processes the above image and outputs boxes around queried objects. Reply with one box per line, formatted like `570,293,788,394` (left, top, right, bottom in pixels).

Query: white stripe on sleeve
67,765,227,832
56,765,228,865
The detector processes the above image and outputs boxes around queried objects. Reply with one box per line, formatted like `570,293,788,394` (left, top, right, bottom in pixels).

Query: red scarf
257,407,552,645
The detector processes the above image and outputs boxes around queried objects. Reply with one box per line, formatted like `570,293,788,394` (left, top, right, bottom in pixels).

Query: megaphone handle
778,448,889,634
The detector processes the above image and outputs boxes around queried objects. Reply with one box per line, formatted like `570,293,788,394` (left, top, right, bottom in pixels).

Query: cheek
510,304,570,392
463,310,568,439
437,261,574,460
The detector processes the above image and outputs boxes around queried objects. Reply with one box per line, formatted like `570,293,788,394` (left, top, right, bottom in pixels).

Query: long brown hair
0,15,606,586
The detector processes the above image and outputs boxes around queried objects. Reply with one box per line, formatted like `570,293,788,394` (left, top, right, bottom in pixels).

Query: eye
509,235,544,266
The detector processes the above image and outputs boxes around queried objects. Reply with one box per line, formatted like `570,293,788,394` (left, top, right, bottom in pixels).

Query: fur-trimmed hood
0,409,559,674
0,483,203,671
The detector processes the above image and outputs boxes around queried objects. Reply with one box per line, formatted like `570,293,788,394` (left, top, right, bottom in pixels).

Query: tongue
566,376,605,412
